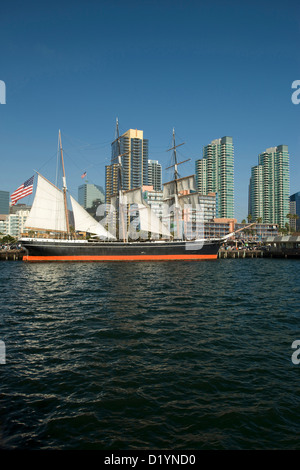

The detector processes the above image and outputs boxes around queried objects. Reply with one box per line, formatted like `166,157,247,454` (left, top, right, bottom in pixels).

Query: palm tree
285,222,290,234
69,224,76,239
279,226,288,235
247,214,252,223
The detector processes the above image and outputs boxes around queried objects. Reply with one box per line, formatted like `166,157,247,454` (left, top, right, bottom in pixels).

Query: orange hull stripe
23,254,217,262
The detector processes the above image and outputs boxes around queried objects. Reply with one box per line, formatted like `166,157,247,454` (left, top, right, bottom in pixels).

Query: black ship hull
20,238,221,262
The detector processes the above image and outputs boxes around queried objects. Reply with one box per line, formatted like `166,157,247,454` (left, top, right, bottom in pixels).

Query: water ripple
0,259,300,449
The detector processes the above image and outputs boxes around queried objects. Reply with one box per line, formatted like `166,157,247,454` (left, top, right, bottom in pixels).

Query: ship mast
166,128,190,239
59,130,70,236
166,129,190,196
114,118,127,242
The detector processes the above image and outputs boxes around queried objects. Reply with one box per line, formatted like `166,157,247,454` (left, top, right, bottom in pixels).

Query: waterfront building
290,192,300,231
0,190,9,215
204,218,236,239
10,203,31,214
148,160,162,191
78,182,105,210
105,128,149,204
0,210,30,238
0,215,7,236
195,136,234,219
249,145,290,227
234,223,278,241
202,219,278,241
197,193,217,222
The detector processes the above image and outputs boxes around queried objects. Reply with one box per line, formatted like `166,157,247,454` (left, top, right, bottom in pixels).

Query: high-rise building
195,136,234,218
105,164,119,204
248,164,263,221
0,190,9,215
290,191,300,231
105,128,149,203
148,160,162,191
78,183,105,210
249,145,290,227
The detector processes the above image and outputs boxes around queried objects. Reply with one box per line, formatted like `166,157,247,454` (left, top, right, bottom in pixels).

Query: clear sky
0,0,299,221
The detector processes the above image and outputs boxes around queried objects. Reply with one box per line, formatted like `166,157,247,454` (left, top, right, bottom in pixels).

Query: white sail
137,204,171,237
70,195,116,239
178,192,200,208
108,187,170,238
110,188,145,209
24,174,67,232
163,175,196,201
123,188,144,205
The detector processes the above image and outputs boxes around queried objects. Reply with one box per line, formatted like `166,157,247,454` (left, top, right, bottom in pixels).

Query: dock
218,249,300,259
0,249,25,261
218,249,263,259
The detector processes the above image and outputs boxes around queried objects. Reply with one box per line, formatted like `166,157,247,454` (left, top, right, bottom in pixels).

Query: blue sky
0,0,299,221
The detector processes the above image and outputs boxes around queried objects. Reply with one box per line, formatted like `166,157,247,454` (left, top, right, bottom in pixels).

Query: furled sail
123,188,144,205
178,192,201,208
163,175,196,200
70,195,116,239
24,174,67,232
109,188,144,208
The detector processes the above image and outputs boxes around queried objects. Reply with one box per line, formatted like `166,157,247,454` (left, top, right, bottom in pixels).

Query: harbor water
0,258,300,450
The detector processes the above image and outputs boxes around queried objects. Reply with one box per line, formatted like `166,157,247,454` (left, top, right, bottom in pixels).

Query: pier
218,249,263,259
0,249,25,261
218,248,300,259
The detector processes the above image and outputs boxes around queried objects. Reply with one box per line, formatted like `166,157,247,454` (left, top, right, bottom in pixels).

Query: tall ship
19,129,227,262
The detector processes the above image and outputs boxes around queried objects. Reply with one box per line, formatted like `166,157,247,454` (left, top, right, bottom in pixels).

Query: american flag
11,175,34,206
81,171,87,179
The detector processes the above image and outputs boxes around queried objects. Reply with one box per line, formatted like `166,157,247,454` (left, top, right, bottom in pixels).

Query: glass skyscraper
249,145,290,227
195,136,234,218
290,191,300,231
78,183,105,209
0,190,9,215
